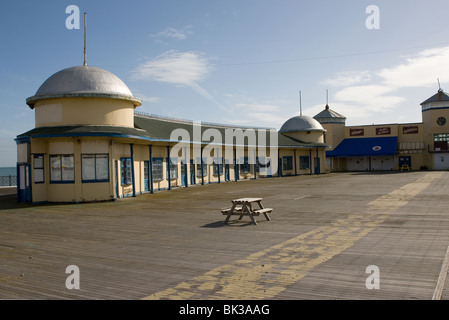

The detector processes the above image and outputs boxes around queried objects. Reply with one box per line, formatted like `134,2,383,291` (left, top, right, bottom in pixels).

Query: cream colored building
16,65,328,203
314,90,449,172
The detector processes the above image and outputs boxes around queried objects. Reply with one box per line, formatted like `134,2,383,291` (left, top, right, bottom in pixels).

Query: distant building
314,90,449,172
15,65,328,203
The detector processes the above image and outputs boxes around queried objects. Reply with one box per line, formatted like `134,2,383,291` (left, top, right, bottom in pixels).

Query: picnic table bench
221,198,273,225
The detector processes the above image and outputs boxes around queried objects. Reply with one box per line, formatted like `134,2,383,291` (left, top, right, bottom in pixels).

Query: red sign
350,128,364,136
376,127,391,135
402,126,419,134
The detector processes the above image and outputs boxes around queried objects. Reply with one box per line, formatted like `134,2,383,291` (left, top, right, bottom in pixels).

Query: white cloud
131,50,214,99
322,45,449,119
321,71,371,87
221,96,289,129
135,93,159,103
150,26,193,40
378,46,449,88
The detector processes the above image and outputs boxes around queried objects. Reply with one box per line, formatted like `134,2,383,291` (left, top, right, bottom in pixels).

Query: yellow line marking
432,245,449,300
143,172,442,300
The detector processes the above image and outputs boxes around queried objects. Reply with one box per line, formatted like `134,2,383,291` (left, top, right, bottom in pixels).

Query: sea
0,167,17,187
0,167,16,177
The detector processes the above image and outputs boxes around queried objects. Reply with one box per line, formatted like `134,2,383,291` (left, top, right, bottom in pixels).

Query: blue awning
327,137,398,158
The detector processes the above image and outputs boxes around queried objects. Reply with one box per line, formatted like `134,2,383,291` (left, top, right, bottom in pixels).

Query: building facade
314,90,449,172
15,65,329,203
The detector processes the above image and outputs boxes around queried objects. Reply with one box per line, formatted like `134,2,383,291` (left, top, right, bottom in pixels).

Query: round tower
26,65,142,128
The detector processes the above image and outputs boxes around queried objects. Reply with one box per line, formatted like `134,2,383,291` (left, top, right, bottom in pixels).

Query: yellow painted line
432,245,449,300
143,172,442,300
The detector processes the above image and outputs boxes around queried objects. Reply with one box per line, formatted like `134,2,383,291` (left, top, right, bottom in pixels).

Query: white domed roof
280,115,325,133
26,66,141,108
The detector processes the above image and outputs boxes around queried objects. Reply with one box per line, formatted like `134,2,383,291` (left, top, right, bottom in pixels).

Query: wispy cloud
133,92,159,104
131,50,214,99
321,71,372,87
150,25,193,41
221,94,291,129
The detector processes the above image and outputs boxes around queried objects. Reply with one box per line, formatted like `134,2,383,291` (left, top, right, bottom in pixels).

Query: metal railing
0,175,17,187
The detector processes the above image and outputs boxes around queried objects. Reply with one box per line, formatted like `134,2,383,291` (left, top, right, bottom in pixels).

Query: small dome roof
280,115,325,133
26,66,141,108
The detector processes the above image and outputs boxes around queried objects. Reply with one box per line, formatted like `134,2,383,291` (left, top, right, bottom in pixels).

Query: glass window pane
50,156,61,181
96,154,109,180
34,169,44,183
62,155,74,181
82,155,95,181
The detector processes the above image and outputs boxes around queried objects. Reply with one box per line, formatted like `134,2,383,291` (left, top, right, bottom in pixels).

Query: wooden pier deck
1,172,449,300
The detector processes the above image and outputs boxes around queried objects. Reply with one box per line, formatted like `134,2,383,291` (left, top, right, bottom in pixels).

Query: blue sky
2,0,449,166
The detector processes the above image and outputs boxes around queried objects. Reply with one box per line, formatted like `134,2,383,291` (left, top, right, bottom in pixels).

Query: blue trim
15,136,31,144
82,179,110,183
149,145,154,194
167,146,171,190
200,148,204,185
130,144,136,197
422,106,449,112
115,161,119,199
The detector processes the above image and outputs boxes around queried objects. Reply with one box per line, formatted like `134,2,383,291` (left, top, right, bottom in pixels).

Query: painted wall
34,97,136,128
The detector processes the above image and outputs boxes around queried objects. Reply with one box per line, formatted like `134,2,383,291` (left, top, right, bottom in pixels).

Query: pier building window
282,156,293,171
82,154,109,182
120,158,132,185
50,155,75,183
33,154,44,183
300,156,310,170
152,158,164,181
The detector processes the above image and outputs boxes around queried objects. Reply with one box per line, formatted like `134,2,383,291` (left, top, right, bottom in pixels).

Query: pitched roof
314,105,346,124
420,90,449,105
16,114,329,149
16,125,149,141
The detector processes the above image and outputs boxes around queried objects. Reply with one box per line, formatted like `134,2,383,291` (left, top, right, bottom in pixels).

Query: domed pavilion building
279,115,328,175
16,64,329,203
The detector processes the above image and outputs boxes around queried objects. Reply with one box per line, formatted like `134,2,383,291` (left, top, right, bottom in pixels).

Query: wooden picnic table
221,197,273,225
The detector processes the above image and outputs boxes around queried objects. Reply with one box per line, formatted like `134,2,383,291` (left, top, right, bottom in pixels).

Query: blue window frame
152,158,164,181
33,154,45,184
120,157,132,185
